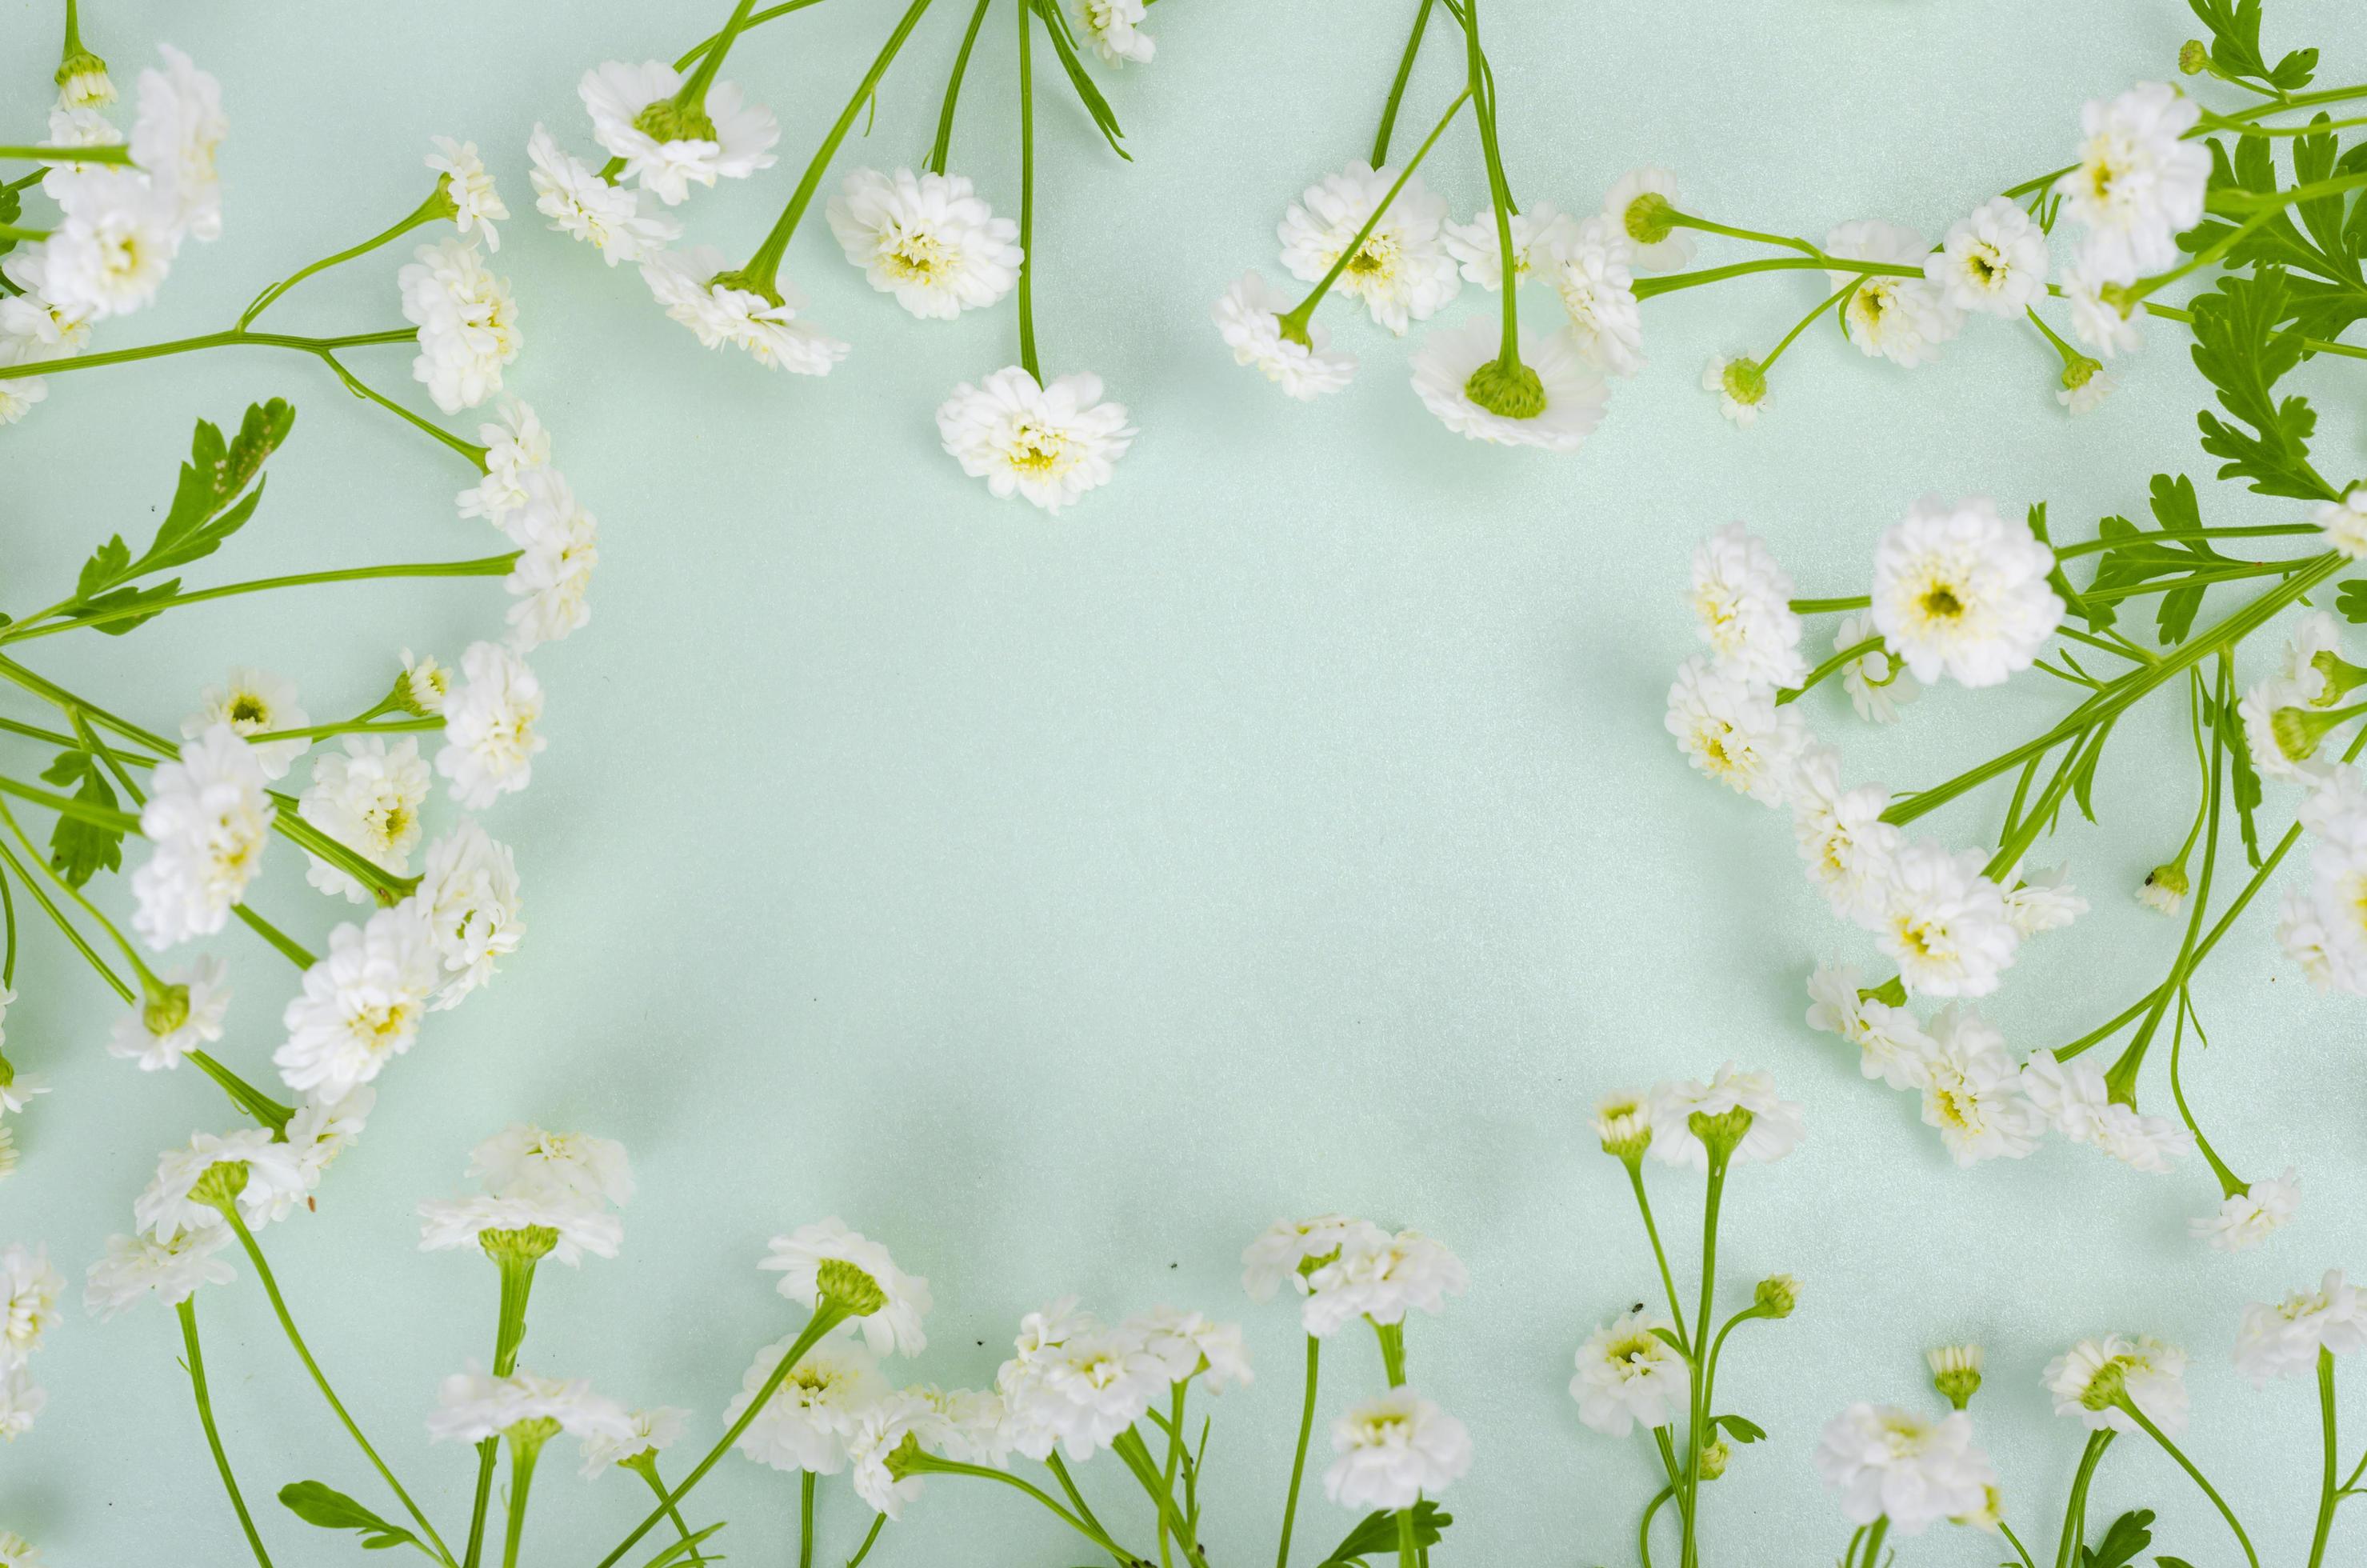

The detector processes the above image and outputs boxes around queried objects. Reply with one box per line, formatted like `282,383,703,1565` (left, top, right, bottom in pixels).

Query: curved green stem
2,557,513,643
1275,1334,1320,1568
1660,210,1821,258
899,1450,1144,1560
1777,638,1881,707
926,0,995,174
1369,0,1437,166
2311,1350,2341,1568
673,0,837,71
2053,1430,2114,1568
1625,1162,1690,1350
1279,90,1472,334
0,326,414,381
316,351,490,468
239,193,447,330
1762,280,1857,370
179,1298,277,1567
2118,1398,2257,1568
842,1511,885,1568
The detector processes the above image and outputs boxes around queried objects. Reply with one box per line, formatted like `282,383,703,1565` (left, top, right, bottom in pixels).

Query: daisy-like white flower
1789,750,1903,922
1917,1006,2044,1166
1601,167,1694,272
435,641,546,809
287,1085,373,1190
2233,1270,2364,1387
108,954,230,1071
298,736,430,902
826,166,1021,320
2018,1049,2109,1140
580,62,779,206
470,1124,633,1208
1443,202,1581,291
36,172,182,320
429,1366,634,1446
2316,486,2367,559
1648,1062,1805,1169
1241,1214,1361,1302
2279,883,2338,990
273,901,440,1099
2065,251,2144,358
1870,495,2064,688
1833,611,1919,724
183,666,309,780
727,1336,889,1474
1324,1387,1471,1511
399,238,521,413
456,401,556,529
526,125,682,265
1689,523,1807,687
1805,962,1937,1090
4,245,99,356
922,1386,1014,1467
1665,657,1809,805
2240,675,2323,785
82,1226,235,1318
0,1070,44,1121
0,1247,63,1368
579,1406,690,1478
1569,1306,1685,1436
1277,162,1461,335
1701,354,1769,426
2093,1102,2197,1172
2190,1168,2299,1252
1078,0,1154,66
0,368,47,427
502,472,599,651
127,46,225,240
426,137,508,250
131,725,273,950
1813,1404,1995,1535
1875,840,2019,998
0,1368,45,1441
417,1193,623,1266
1301,1225,1468,1338
2057,358,2117,414
936,367,1134,513
134,1128,308,1242
642,246,846,373
998,1312,1169,1462
1210,271,1355,400
2056,82,2209,282
2001,863,2088,937
1547,215,1644,377
1129,1307,1254,1391
1408,319,1608,451
762,1219,931,1358
846,1391,955,1518
417,818,526,1009
1925,198,2050,318
2045,1334,2190,1437
1825,221,1961,367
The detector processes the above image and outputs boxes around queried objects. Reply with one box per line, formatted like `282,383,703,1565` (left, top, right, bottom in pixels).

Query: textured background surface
6,0,2367,1562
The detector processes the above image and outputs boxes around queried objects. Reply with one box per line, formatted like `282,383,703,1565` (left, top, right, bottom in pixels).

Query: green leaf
276,1481,422,1552
2187,0,2317,90
638,1522,727,1568
2214,680,2265,866
2079,1507,2156,1568
2188,270,2327,500
2030,503,2108,630
2336,578,2367,622
73,400,294,608
1318,1501,1453,1566
75,579,182,638
40,751,122,888
1713,1412,1765,1443
1030,0,1131,161
2157,1558,2197,1568
2070,718,2116,825
0,184,19,263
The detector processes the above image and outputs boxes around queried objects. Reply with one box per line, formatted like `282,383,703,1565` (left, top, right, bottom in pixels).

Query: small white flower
429,1366,634,1446
287,1085,373,1190
2065,250,2144,358
2240,675,2323,785
1547,215,1645,377
995,1308,1166,1462
435,641,546,809
502,472,599,651
642,246,846,374
1665,657,1808,805
1789,750,1903,923
1407,319,1608,452
2280,883,2338,990
417,818,526,1009
57,55,115,109
2233,1270,2364,1387
135,1128,308,1242
82,1227,235,1318
273,901,440,1099
1926,198,2050,318
470,1124,633,1208
1301,1224,1467,1338
399,238,521,413
727,1335,888,1474
1648,1062,1805,1168
417,1193,622,1266
2057,361,2118,414
0,1368,45,1441
426,137,508,250
1078,0,1154,66
1825,221,1961,367
2056,83,2209,282
183,666,309,779
1443,202,1581,292
2001,862,2088,937
1323,1387,1471,1511
29,175,182,321
827,167,1021,319
0,1246,63,1368
1127,1306,1253,1391
2045,1334,2189,1437
1277,162,1461,335
2316,486,2367,560
846,1389,952,1516
1241,1214,1362,1302
398,649,451,717
131,725,273,950
1833,612,1919,723
936,366,1134,513
1871,494,2064,688
1874,839,2019,999
298,736,430,902
1569,1306,1685,1436
1601,167,1694,272
1918,1006,2044,1166
761,1219,931,1358
926,1386,1014,1467
580,1406,689,1478
456,401,555,528
1701,354,1770,426
2137,862,2189,914
526,125,682,265
129,46,226,241
1690,523,1806,687
1211,271,1355,400
1813,1403,1995,1535
2190,1169,2299,1252
1805,962,1936,1090
108,954,230,1071
581,62,779,206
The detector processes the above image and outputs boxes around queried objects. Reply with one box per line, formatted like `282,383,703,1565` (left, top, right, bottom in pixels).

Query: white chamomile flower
1078,0,1154,66
1128,1306,1254,1391
1301,1224,1467,1337
1323,1387,1471,1511
2240,675,2322,785
426,137,508,250
2190,1168,2298,1253
826,166,1021,319
435,641,546,809
1548,215,1644,377
1407,319,1607,452
845,1390,954,1517
298,736,430,902
129,46,226,241
2233,1270,2363,1387
0,1246,63,1367
1926,198,2050,318
1569,1306,1685,1436
2280,883,2337,989
1601,166,1693,272
580,62,779,206
935,366,1135,513
1814,1404,1995,1535
399,238,521,413
2316,486,2367,559
642,246,846,374
429,1366,633,1446
456,400,555,529
130,725,273,950
2045,1334,2189,1437
2001,863,2087,937
1689,522,1807,687
726,1336,888,1474
273,902,440,1099
398,648,451,717
1825,221,1961,367
1870,494,2064,688
995,1310,1166,1462
56,50,114,110
2055,82,2209,282
1211,271,1355,400
1918,1006,2044,1166
135,1128,308,1242
183,666,309,780
0,1369,45,1440
526,125,682,265
761,1219,932,1358
0,367,47,427
1277,162,1461,335
1875,839,2019,999
286,1085,373,1190
2065,250,2144,358
108,954,231,1071
1701,354,1769,426
580,1406,689,1478
82,1226,235,1318
417,818,526,1009
470,1124,634,1208
1665,656,1809,805
1648,1062,1805,1168
28,176,182,322
418,1193,623,1265
1805,962,1935,1089
1241,1214,1361,1301
2093,1101,2197,1172
1833,611,1919,723
502,472,599,651
1443,202,1581,291
1789,750,1904,923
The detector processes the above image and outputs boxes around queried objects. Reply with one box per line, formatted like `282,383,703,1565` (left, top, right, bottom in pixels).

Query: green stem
2049,523,2321,562
1776,637,1881,707
1634,256,1921,299
675,0,762,108
238,192,449,330
1459,0,1521,361
178,1298,278,1567
1999,1520,2041,1568
1660,210,1822,258
800,1470,816,1568
1681,1150,1730,1568
2311,1350,2340,1568
1275,1334,1319,1568
245,717,445,746
1857,1516,1889,1568
842,1514,886,1568
1625,1162,1690,1351
1113,1428,1201,1561
0,326,414,381
926,0,995,174
499,1437,542,1568
1789,594,1871,614
627,1458,713,1567
1279,91,1472,334
316,351,490,468
1638,1483,1674,1568
3,558,514,643
2052,1430,2114,1568
1046,1450,1125,1566
2118,1398,2257,1568
1158,1385,1186,1568
1014,0,1039,379
0,834,130,1003
187,1049,296,1134
674,0,836,71
1369,0,1437,166
897,1450,1143,1560
1762,280,1857,370
0,142,132,165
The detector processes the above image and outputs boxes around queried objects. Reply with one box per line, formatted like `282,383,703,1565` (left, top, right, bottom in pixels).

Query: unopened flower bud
1927,1343,1985,1409
1753,1274,1799,1320
2137,863,2189,915
2178,39,2209,74
54,49,112,109
1699,1438,1732,1480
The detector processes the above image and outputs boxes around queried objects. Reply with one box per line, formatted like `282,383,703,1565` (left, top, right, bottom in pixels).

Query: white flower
936,366,1134,513
1301,1225,1468,1338
1833,612,1920,723
1690,523,1806,687
435,641,546,809
131,725,273,950
429,1366,634,1446
2279,884,2338,990
1277,162,1461,335
2190,1169,2299,1252
287,1085,373,1190
2093,1102,2195,1172
924,1386,1014,1467
399,238,521,413
1871,495,2064,688
2065,251,2144,358
1926,199,2050,318
580,1406,689,1478
997,1311,1166,1462
108,954,230,1070
0,1129,14,1180
1701,354,1769,426
2056,83,2209,282
826,166,1021,319
1918,1006,2044,1166
4,246,97,355
2233,1270,2364,1387
1569,1307,1685,1436
30,176,182,320
470,1124,633,1208
1211,271,1355,400
0,1070,43,1120
274,902,440,1099
0,368,46,426
127,46,225,240
2137,862,2189,914
1813,1404,1995,1535
846,1389,952,1516
2240,675,2322,785
1648,1062,1805,1168
82,1226,234,1318
456,401,555,528
398,648,451,717
502,472,599,651
2058,361,2118,414
418,1193,623,1266
1078,0,1154,66
727,1335,888,1474
2019,1048,2110,1137
58,53,114,109
1805,962,1936,1090
417,818,526,1009
1789,750,1903,922
1825,221,1961,367
1601,167,1694,272
761,1219,931,1358
134,1128,308,1242
1665,657,1808,805
0,1368,44,1441
1548,215,1645,377
1875,840,2019,998
580,61,779,206
1408,319,1608,451
1241,1214,1361,1302
1129,1307,1253,1391
2001,863,2088,937
2045,1334,2189,1437
2316,486,2367,559
426,138,508,250
526,125,682,264
642,246,846,374
183,666,308,779
298,736,430,902
1323,1387,1471,1511
0,1247,62,1368
1444,202,1581,291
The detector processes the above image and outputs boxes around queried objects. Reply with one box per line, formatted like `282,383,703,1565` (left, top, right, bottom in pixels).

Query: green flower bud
1927,1343,1985,1410
818,1257,887,1317
1464,358,1548,420
1699,1438,1732,1481
631,98,718,146
2178,39,2209,74
1622,191,1679,246
1753,1274,1800,1320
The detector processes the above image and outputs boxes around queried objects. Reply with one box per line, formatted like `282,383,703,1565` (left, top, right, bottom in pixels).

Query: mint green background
6,0,2367,1562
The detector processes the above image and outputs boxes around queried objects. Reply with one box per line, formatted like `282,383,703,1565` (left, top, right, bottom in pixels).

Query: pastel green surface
6,0,2367,1562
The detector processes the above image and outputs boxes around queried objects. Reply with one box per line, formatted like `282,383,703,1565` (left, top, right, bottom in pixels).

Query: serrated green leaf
2189,270,2327,500
72,402,294,608
2070,719,2115,824
2219,678,2265,866
43,751,122,888
2336,579,2367,622
1714,1412,1766,1444
2079,1507,2156,1568
2189,0,2317,90
1030,0,1130,161
76,579,182,638
277,1480,421,1552
1319,1501,1452,1566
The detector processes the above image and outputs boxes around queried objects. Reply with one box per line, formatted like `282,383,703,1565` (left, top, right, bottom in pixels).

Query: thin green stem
1369,0,1437,166
0,142,132,166
1634,256,1920,299
675,0,763,107
239,193,448,329
674,0,836,71
1680,1150,1730,1568
0,326,414,381
1047,1450,1126,1566
1625,1162,1689,1351
2311,1350,2340,1568
842,1512,885,1568
2053,1430,2114,1568
0,834,130,1003
498,1437,542,1568
1014,0,1039,379
1789,594,1871,614
926,0,995,175
799,1469,816,1568
896,1451,1142,1560
1857,1516,1889,1568
1460,0,1521,362
1638,1483,1674,1568
2049,523,2321,562
316,351,490,468
1660,210,1822,258
1777,637,1881,707
627,1458,713,1567
2,558,514,643
1275,1334,1319,1568
1999,1520,2041,1568
2119,1398,2257,1568
179,1298,277,1567
1280,91,1472,333
1764,280,1857,369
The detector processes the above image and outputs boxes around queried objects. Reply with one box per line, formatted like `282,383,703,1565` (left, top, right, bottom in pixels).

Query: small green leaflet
2337,578,2367,622
2187,0,2318,92
0,184,19,263
276,1480,421,1551
638,1522,727,1567
2205,681,2266,866
2081,476,2233,645
1318,1500,1453,1566
2187,269,2325,501
2185,128,2367,343
1030,0,1130,160
1713,1412,1765,1443
38,750,122,887
71,399,296,635
2078,1507,2155,1568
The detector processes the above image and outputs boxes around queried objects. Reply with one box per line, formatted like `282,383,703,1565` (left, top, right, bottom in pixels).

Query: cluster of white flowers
1238,1214,1469,1338
418,1122,633,1266
1813,1402,1997,1535
2054,82,2210,364
398,234,521,415
0,1246,62,1442
2264,715,2367,998
990,1297,1251,1463
457,401,601,652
